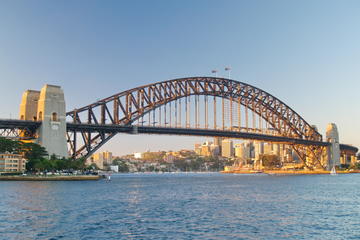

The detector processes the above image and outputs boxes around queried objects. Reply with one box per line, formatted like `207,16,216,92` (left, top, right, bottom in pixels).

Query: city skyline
1,0,359,155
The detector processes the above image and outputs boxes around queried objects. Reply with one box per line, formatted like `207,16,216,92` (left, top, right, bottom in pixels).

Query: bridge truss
0,119,40,140
66,77,326,169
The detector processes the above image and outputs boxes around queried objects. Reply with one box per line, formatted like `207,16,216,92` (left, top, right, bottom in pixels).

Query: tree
0,137,20,153
20,142,48,161
260,154,281,168
174,159,188,171
112,158,129,172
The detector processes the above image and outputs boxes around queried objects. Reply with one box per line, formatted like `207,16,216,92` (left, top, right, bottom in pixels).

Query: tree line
0,137,86,172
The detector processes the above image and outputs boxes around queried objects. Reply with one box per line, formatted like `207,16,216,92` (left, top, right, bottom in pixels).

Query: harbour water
1,173,360,239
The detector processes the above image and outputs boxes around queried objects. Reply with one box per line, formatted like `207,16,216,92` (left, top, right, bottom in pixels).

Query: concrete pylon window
52,112,58,122
38,111,43,121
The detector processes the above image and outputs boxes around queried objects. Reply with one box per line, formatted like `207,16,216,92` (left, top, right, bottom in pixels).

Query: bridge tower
326,123,340,170
19,85,68,158
19,90,40,121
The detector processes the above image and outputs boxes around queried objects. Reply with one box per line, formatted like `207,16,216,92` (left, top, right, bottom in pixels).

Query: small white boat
106,174,111,181
330,166,337,175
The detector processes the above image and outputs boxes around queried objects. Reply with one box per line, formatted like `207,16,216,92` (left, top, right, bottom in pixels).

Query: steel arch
67,77,322,159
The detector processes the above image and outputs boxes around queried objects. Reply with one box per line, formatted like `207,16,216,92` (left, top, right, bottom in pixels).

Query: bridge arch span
67,77,322,160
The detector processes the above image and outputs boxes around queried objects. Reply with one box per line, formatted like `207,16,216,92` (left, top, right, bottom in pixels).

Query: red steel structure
66,77,326,168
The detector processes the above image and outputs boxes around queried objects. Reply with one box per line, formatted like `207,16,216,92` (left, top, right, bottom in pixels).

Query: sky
0,0,359,156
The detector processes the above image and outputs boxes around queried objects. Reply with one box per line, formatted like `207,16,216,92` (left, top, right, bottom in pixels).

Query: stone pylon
325,123,340,170
19,85,68,158
19,90,40,121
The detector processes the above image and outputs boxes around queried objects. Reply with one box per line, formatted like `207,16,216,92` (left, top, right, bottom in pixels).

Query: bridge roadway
1,119,358,152
66,123,330,147
0,119,41,129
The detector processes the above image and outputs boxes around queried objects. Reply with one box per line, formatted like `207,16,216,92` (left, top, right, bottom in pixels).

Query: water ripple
1,173,360,239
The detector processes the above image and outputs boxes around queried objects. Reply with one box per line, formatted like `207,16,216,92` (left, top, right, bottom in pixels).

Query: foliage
173,156,229,171
0,137,21,153
112,158,129,172
352,162,360,170
260,154,281,168
0,137,87,172
20,142,48,161
339,164,350,170
142,151,166,161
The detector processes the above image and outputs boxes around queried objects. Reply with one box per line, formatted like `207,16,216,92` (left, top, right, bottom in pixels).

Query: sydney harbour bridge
0,77,357,170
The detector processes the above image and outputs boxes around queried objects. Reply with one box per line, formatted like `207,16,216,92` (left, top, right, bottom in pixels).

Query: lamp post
211,70,218,77
225,67,231,79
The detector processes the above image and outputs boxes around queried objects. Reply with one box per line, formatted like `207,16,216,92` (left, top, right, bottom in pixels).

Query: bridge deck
66,123,330,147
0,119,41,129
1,119,358,153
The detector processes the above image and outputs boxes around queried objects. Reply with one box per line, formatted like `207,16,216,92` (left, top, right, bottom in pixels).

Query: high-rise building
197,141,212,156
210,144,220,156
254,141,264,160
88,151,114,169
214,137,223,146
102,151,113,165
221,139,234,157
214,137,223,155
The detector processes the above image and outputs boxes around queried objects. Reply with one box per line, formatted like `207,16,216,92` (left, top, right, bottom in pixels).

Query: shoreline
221,170,360,175
0,175,102,181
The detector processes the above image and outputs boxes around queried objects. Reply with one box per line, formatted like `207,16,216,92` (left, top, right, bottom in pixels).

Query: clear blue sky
0,0,359,155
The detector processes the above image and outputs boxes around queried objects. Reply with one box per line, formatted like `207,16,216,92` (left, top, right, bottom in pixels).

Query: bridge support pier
325,123,340,170
20,85,68,158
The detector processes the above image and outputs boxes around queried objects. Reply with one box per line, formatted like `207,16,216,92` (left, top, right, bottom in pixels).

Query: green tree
112,158,129,172
260,154,281,168
20,142,48,161
189,157,204,171
0,137,20,153
174,159,188,171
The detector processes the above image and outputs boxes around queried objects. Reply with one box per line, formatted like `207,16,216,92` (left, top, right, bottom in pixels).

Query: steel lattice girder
66,77,323,159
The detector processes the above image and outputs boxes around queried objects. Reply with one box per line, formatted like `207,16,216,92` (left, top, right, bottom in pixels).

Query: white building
134,152,143,159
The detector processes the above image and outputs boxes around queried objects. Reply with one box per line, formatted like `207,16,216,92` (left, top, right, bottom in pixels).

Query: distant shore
0,175,102,181
221,169,360,175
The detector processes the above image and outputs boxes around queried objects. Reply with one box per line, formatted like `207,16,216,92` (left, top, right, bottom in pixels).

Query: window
20,115,24,120
52,112,58,121
38,112,42,121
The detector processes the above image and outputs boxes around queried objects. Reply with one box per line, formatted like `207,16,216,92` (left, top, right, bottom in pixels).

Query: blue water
1,173,360,239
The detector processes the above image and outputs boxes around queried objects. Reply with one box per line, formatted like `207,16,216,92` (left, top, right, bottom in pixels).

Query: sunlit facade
0,153,26,172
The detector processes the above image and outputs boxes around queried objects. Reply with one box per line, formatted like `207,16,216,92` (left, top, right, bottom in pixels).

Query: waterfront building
214,137,223,146
263,143,273,155
254,141,264,160
194,143,202,155
134,152,143,159
110,165,119,172
201,141,212,156
90,151,114,169
0,153,26,172
221,139,234,158
102,151,113,165
273,144,280,156
163,152,176,163
234,143,244,158
234,143,251,162
210,144,220,156
86,156,104,169
214,137,223,155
